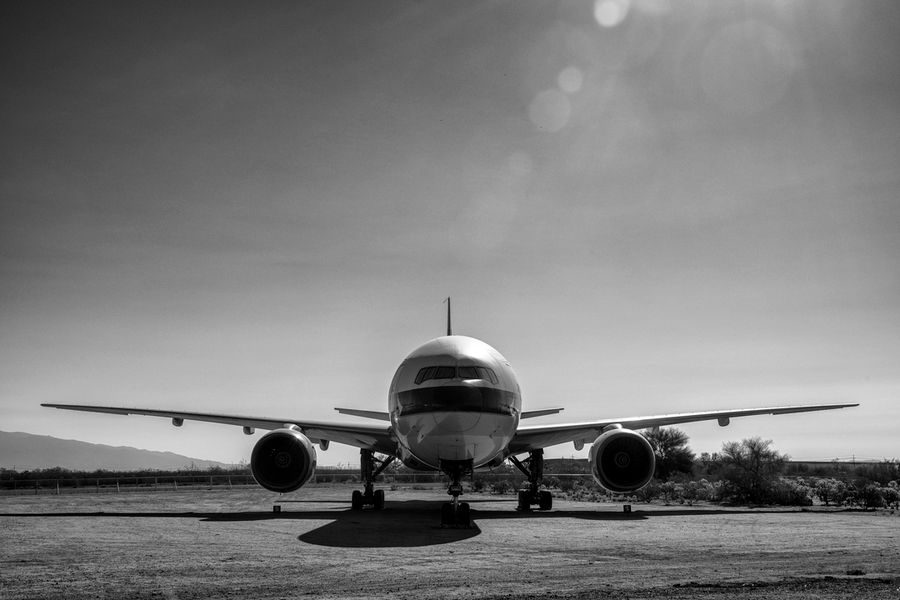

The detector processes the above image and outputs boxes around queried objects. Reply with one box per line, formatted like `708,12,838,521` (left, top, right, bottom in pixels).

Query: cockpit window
457,366,478,379
480,367,499,384
414,365,499,385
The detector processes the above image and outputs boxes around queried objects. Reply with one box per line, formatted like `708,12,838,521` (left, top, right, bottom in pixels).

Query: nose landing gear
440,460,474,528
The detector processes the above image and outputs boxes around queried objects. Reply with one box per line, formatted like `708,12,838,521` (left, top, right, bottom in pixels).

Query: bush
633,481,659,503
812,478,848,506
770,478,813,506
847,482,885,509
717,438,787,505
490,480,511,495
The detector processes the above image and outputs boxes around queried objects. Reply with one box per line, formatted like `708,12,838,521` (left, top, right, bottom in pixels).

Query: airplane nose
432,410,481,433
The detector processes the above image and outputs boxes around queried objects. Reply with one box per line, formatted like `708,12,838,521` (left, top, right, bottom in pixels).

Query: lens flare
594,0,631,28
700,20,796,116
529,89,571,132
558,66,584,94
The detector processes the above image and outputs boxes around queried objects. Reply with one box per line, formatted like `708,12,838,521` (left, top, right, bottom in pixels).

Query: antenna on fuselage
444,296,452,336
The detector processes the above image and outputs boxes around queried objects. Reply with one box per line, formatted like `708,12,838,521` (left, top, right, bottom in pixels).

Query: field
1,484,898,599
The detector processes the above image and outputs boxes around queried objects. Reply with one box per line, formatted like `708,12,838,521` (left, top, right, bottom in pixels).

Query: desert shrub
770,478,813,506
659,481,682,505
717,438,787,505
681,480,705,505
642,427,696,480
490,480,511,495
698,479,722,502
633,480,659,503
881,484,899,509
557,477,576,493
847,482,885,509
813,478,848,506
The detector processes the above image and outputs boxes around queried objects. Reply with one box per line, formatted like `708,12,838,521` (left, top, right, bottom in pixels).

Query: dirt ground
1,484,898,599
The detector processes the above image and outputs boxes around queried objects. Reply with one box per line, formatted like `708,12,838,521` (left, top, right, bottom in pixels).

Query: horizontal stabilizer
334,408,391,421
520,408,564,419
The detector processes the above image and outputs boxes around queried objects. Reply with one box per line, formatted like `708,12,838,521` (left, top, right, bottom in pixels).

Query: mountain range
0,431,231,471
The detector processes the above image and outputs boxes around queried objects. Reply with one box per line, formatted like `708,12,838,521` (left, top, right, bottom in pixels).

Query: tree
642,427,696,480
813,478,848,506
717,437,787,505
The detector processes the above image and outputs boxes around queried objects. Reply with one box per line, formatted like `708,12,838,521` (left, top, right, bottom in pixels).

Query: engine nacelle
250,428,317,493
589,428,655,493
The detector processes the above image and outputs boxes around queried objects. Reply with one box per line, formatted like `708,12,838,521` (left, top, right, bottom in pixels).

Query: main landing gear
351,449,394,510
510,449,553,511
440,459,473,528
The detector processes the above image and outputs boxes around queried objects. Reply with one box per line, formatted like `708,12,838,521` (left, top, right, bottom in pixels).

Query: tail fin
444,296,452,336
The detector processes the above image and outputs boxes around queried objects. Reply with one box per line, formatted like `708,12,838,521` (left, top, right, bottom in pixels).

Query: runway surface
1,485,898,599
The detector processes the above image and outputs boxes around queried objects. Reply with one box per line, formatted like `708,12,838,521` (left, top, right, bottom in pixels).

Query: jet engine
250,428,317,493
588,428,655,493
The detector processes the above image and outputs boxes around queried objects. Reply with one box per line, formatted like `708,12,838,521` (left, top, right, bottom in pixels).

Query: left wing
508,403,858,455
41,403,397,455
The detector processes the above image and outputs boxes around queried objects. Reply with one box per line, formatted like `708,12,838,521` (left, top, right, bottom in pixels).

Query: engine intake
589,428,655,493
251,428,317,493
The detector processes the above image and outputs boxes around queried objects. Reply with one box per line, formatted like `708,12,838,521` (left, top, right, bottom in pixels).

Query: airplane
43,301,858,526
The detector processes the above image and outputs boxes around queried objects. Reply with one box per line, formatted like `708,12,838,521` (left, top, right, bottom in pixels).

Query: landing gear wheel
458,502,471,526
352,449,395,510
538,490,552,510
510,450,553,511
517,490,533,511
441,502,471,527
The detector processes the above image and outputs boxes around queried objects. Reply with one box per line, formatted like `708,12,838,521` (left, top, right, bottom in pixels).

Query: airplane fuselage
388,335,521,471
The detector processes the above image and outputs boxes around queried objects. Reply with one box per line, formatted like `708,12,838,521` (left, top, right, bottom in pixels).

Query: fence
0,469,600,496
0,469,455,496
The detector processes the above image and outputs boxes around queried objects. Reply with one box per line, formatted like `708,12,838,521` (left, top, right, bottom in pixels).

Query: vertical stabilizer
445,297,452,336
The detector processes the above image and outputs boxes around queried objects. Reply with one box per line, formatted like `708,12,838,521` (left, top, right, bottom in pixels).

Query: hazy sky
2,0,898,467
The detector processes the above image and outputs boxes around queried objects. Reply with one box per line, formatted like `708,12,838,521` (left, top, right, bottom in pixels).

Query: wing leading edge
40,403,397,455
508,403,859,455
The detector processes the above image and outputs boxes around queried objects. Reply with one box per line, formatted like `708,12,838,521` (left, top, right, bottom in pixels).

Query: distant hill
0,431,230,471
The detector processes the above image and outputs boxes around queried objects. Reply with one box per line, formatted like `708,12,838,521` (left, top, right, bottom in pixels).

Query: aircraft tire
351,490,363,510
441,502,454,526
517,490,532,511
538,490,552,510
458,502,471,526
374,489,385,510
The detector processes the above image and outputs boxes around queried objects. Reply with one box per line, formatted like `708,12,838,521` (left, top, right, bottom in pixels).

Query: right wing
41,403,398,455
509,402,859,455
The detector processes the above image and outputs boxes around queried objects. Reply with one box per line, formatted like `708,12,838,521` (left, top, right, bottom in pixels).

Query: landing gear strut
510,449,552,511
440,460,473,528
351,449,394,510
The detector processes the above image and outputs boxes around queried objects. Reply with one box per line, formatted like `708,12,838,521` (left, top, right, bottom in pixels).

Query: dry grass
1,484,898,599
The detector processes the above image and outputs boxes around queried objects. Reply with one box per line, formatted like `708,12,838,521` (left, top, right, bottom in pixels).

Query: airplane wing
41,403,397,455
508,403,858,455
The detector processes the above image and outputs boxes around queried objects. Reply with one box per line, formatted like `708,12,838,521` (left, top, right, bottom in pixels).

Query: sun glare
594,0,631,28
558,66,584,94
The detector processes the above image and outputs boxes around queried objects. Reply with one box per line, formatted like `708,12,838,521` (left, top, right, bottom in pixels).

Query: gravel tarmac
1,484,898,599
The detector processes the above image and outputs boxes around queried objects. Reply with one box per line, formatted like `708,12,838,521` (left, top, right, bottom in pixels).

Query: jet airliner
43,306,857,526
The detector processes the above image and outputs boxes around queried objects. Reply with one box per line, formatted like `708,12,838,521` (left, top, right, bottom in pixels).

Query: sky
2,0,899,469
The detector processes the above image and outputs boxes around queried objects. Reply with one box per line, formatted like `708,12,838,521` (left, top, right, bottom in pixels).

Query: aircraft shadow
0,503,794,549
